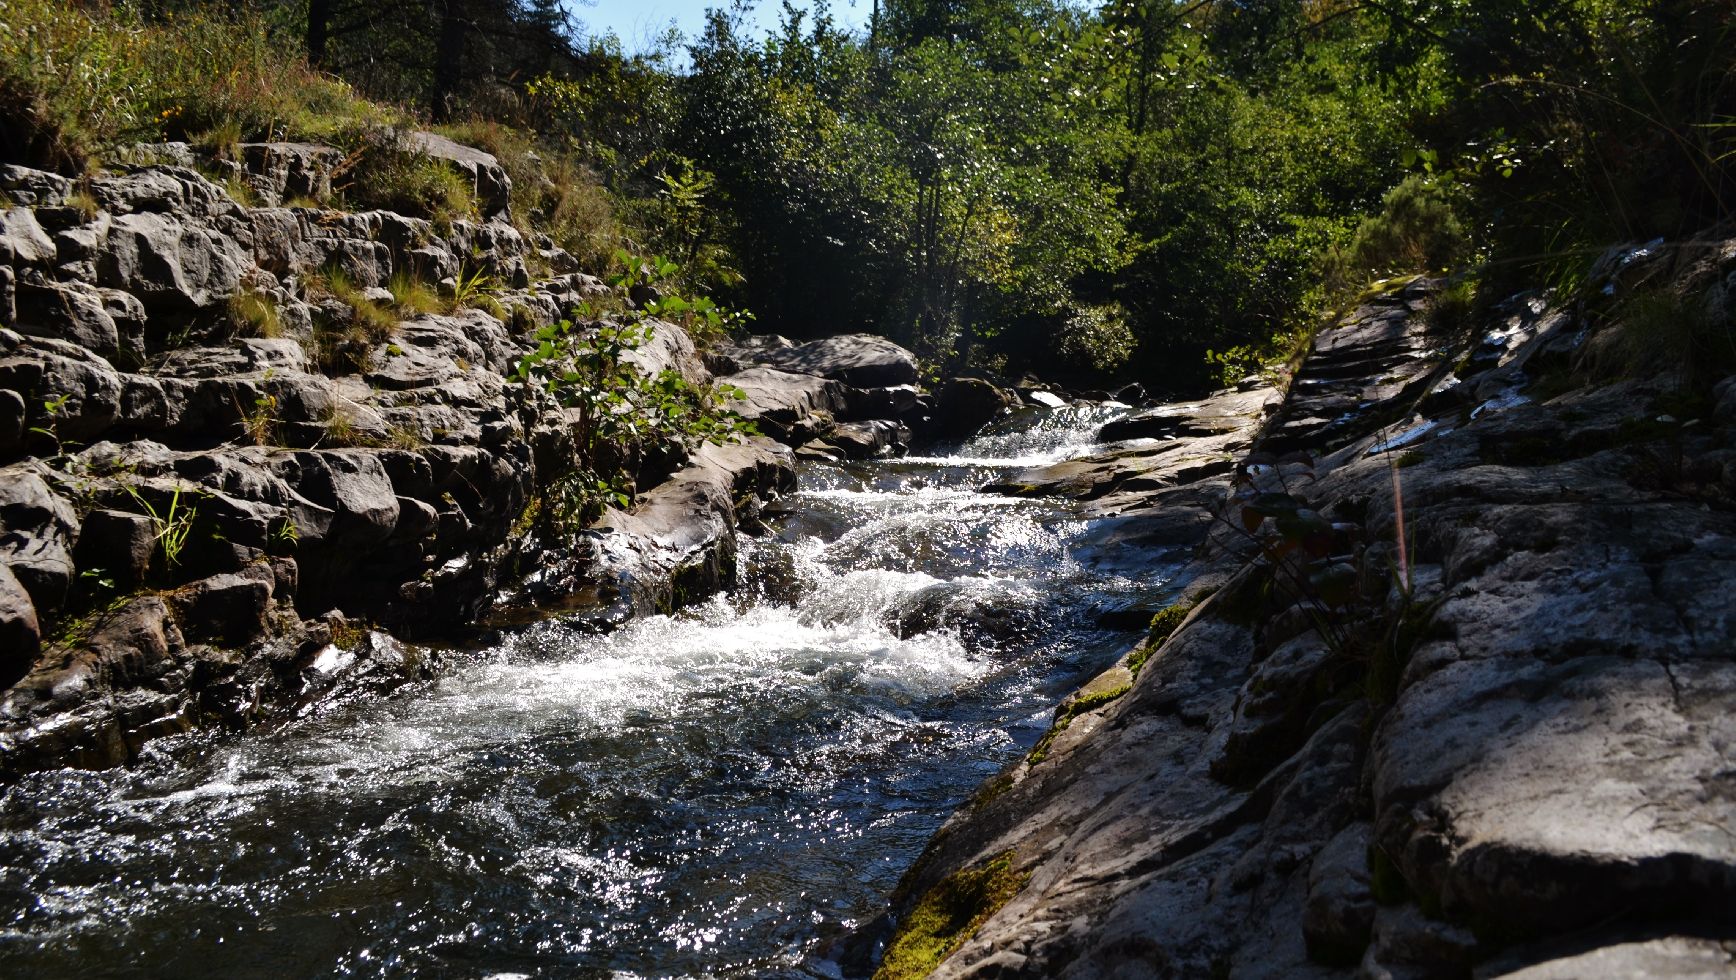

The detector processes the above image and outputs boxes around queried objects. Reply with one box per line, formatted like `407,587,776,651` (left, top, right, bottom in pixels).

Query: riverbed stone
877,273,1736,979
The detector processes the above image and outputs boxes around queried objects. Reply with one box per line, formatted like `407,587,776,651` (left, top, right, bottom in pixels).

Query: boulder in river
739,333,920,388
932,377,1019,440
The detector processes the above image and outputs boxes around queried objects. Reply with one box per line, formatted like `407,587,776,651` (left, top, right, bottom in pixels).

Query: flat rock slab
878,250,1736,978
984,384,1273,505
744,333,919,388
721,366,856,444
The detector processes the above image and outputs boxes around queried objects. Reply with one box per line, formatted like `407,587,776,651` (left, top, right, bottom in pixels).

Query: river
0,404,1186,978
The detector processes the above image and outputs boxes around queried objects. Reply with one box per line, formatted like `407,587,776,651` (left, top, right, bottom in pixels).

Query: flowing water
0,405,1187,979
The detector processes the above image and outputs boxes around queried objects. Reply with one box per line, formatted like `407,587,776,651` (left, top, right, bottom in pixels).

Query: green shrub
1055,302,1136,377
513,301,755,529
1330,175,1470,286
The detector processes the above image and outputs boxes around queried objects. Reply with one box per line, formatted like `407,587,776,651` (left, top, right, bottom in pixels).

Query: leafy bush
1331,175,1471,284
1054,303,1136,377
513,307,754,529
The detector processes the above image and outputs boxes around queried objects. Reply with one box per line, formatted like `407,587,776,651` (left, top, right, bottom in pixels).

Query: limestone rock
169,565,275,646
0,388,24,457
722,366,855,444
1359,905,1479,980
0,462,79,615
235,142,341,207
1483,936,1736,978
98,210,248,311
12,281,148,365
73,509,157,590
748,332,920,388
0,206,57,267
406,131,512,218
0,164,71,207
0,563,40,684
1302,824,1376,966
0,337,125,443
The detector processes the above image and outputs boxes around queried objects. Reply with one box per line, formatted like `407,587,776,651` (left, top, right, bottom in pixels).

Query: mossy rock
875,851,1028,980
1028,680,1130,766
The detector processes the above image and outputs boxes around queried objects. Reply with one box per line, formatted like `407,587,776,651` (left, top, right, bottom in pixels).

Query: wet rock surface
872,260,1736,977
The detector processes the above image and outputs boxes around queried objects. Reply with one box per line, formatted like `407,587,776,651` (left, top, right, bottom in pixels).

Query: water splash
0,404,1170,979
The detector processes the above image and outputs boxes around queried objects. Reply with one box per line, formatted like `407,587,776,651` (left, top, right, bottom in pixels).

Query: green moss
875,851,1028,980
965,772,1015,813
1395,450,1425,468
1129,604,1194,678
1147,602,1192,644
1126,642,1155,676
1027,683,1130,765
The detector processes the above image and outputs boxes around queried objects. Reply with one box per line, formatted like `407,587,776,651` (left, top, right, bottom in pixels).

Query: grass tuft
229,289,280,338
388,271,443,316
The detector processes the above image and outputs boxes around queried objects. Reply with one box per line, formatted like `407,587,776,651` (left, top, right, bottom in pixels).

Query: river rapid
0,405,1187,979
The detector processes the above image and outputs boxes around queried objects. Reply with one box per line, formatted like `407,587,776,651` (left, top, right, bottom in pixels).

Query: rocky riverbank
866,241,1736,977
0,144,940,777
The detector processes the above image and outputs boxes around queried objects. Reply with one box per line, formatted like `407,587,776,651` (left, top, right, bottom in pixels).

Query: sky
569,0,872,53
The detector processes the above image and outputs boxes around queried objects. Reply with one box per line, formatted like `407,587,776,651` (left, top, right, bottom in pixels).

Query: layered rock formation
0,146,924,776
871,247,1736,977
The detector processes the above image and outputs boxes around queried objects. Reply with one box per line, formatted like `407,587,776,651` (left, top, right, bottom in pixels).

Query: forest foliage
3,0,1732,391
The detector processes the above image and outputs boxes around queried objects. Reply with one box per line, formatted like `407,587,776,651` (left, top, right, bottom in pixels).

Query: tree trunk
431,0,468,123
306,0,332,70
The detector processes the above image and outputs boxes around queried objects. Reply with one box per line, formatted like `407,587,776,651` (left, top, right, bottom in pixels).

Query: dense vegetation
3,0,1731,391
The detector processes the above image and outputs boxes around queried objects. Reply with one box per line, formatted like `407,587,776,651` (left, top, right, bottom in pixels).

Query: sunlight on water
0,403,1178,979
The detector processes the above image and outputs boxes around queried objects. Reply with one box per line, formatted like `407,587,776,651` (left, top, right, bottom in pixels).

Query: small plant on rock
228,288,281,338
387,271,442,316
448,263,501,313
124,483,200,569
513,304,755,530
26,393,74,460
236,375,279,446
